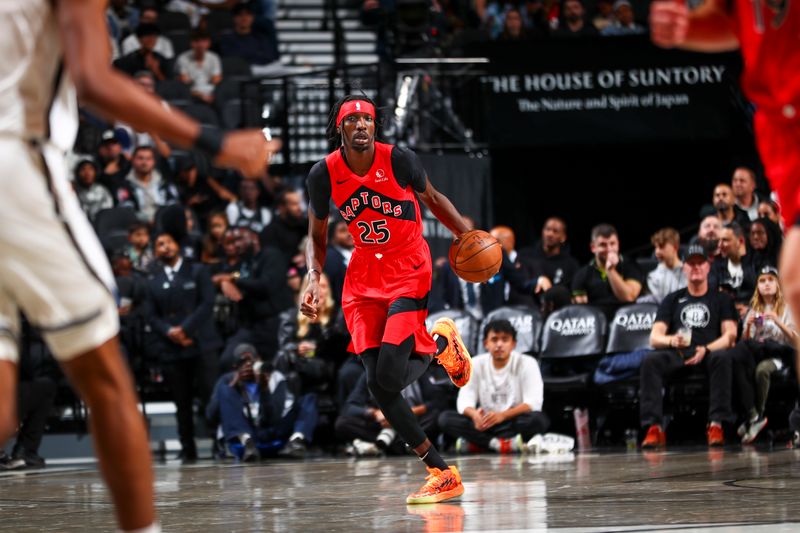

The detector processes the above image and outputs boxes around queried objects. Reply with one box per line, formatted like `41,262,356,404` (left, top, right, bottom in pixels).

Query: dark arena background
5,0,800,531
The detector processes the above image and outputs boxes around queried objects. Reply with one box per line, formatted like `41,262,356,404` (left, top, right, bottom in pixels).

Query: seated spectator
206,343,318,461
758,199,783,230
218,3,280,67
144,232,222,462
600,0,645,35
275,274,350,413
732,166,765,221
438,319,549,453
201,211,229,265
553,0,598,37
117,146,179,223
260,189,307,260
518,216,580,292
644,227,686,304
95,129,131,196
74,159,113,221
498,8,530,41
110,247,148,361
176,158,234,224
749,217,783,272
431,246,527,321
177,30,222,105
491,225,537,307
216,228,295,370
113,23,172,81
726,266,796,444
323,218,354,308
639,244,738,449
572,223,643,320
713,223,756,309
336,369,445,456
106,0,139,42
226,179,273,234
127,222,155,274
522,0,554,34
121,5,175,59
693,214,723,259
592,0,615,31
711,183,751,229
117,71,172,159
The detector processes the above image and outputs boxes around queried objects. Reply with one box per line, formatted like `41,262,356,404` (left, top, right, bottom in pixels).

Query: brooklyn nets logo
680,303,710,329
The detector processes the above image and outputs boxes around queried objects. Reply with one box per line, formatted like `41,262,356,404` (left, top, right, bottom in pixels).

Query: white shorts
0,138,118,363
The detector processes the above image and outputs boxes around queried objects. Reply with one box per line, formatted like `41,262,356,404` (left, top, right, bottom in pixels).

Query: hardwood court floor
2,448,800,532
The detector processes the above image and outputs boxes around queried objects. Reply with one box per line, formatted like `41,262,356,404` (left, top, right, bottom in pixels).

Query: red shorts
754,111,800,227
341,238,437,355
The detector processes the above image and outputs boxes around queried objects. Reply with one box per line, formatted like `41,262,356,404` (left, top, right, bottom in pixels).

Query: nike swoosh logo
336,178,350,185
678,298,688,303
413,262,424,270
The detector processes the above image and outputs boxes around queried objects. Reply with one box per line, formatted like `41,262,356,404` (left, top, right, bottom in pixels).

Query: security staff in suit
144,232,222,461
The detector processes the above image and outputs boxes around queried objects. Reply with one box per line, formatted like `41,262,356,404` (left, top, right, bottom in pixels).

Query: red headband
336,100,375,126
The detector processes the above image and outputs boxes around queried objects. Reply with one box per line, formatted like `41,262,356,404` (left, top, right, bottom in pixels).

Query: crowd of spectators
2,2,799,469
360,0,650,59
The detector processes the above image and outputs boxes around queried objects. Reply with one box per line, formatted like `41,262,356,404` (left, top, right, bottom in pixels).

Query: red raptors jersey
325,142,424,253
732,0,800,118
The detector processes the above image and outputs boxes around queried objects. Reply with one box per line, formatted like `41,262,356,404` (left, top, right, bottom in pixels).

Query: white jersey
0,1,118,363
0,1,78,152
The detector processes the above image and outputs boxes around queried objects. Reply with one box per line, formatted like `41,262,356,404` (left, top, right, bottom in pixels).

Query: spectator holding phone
728,266,797,443
639,244,738,449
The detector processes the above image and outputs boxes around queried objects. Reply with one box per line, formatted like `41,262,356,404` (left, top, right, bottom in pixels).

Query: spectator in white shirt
176,29,222,105
643,227,687,304
438,319,549,453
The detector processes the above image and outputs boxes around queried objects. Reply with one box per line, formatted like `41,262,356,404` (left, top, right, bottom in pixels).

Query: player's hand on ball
215,130,281,178
649,0,689,48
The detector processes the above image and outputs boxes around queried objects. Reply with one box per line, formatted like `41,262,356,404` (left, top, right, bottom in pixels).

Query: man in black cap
639,244,739,448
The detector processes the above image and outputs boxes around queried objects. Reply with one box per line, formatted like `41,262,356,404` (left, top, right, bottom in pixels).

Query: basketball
449,230,503,283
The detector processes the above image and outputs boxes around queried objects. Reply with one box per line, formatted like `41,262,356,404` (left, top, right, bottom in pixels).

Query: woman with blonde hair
729,266,796,443
274,273,350,455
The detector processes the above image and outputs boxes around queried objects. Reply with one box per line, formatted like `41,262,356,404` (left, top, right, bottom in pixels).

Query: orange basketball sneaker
406,466,465,504
431,318,472,387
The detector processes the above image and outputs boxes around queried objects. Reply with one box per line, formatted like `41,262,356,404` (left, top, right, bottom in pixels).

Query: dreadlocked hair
327,94,380,148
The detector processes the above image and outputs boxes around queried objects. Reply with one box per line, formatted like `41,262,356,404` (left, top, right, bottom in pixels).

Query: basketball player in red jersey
650,0,800,376
301,96,473,503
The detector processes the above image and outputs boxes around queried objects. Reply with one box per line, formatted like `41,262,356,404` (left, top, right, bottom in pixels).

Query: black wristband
194,125,224,158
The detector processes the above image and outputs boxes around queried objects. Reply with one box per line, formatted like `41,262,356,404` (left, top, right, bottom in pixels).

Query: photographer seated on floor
205,344,318,461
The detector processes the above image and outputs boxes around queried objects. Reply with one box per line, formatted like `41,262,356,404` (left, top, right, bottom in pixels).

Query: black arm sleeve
306,160,332,219
391,146,427,193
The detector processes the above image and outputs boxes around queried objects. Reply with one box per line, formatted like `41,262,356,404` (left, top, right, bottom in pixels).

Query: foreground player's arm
650,0,739,52
56,0,276,177
417,177,471,237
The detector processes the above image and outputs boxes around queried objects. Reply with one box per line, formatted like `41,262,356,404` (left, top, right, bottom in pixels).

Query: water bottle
625,429,638,451
573,408,591,451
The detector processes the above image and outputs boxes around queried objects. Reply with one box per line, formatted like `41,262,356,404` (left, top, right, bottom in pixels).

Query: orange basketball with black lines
449,230,503,283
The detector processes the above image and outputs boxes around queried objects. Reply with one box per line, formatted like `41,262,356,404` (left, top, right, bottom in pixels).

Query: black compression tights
361,336,432,448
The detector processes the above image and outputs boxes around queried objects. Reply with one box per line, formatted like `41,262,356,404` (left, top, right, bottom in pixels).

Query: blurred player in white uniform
0,2,278,531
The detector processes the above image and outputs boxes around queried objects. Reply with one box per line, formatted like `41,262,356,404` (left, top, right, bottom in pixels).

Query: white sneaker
375,428,397,450
742,416,768,444
352,439,381,457
527,433,574,454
